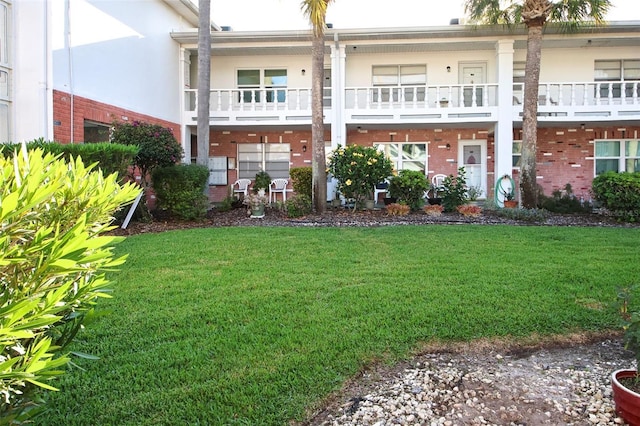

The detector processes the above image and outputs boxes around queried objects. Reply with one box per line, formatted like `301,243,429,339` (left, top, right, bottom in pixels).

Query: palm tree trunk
196,0,211,171
520,23,543,208
311,33,327,213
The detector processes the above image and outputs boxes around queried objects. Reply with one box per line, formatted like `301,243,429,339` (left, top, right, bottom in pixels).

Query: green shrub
592,172,640,221
388,170,428,211
286,194,312,218
328,145,393,210
0,148,139,421
151,165,210,220
253,171,272,194
0,139,138,181
110,121,183,186
441,168,467,212
493,207,548,222
539,183,592,214
290,167,312,198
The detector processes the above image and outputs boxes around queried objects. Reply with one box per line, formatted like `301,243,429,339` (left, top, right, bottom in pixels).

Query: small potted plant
427,183,443,205
253,171,272,194
243,189,268,218
612,286,640,425
498,174,518,208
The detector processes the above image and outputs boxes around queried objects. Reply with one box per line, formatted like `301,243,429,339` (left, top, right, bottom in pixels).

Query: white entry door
459,63,486,107
459,140,487,198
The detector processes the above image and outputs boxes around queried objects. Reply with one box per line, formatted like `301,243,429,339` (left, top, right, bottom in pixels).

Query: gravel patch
306,337,633,426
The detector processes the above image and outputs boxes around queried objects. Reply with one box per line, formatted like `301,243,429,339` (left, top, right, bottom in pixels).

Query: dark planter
427,198,442,205
612,369,640,425
383,197,397,205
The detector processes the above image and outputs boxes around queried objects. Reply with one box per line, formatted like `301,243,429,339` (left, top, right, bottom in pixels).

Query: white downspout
65,0,74,143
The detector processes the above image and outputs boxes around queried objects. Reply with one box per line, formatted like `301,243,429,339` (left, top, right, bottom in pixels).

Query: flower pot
612,369,640,425
428,198,442,205
250,204,265,218
364,199,375,210
503,200,518,209
331,199,342,207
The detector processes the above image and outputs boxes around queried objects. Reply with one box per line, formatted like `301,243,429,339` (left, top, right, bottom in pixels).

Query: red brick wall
53,90,181,143
160,124,638,203
205,129,330,201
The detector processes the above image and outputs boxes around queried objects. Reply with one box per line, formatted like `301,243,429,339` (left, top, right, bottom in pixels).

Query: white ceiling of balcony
171,21,640,57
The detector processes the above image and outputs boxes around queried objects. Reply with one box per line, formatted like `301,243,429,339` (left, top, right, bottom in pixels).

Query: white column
494,39,515,198
330,34,346,149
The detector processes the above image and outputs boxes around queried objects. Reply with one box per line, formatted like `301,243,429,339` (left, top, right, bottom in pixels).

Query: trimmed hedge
0,139,138,180
592,171,640,221
151,165,210,220
290,167,312,198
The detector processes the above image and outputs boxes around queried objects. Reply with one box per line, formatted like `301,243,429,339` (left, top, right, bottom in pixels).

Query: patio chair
429,174,447,199
373,179,390,203
232,179,252,198
269,178,289,203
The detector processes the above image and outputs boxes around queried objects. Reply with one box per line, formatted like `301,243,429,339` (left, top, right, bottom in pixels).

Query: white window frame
237,68,287,103
594,59,640,99
371,64,427,102
374,142,428,174
237,143,290,180
594,139,640,175
512,140,522,169
0,1,11,143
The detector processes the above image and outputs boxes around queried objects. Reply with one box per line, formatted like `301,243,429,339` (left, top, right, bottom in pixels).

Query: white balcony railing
183,82,640,125
344,84,498,109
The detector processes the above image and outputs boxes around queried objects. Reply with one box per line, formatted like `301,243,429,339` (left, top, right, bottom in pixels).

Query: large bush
0,139,138,181
592,171,640,221
0,148,139,421
110,120,183,185
290,167,312,198
328,145,393,210
539,183,592,214
388,170,429,211
152,164,210,220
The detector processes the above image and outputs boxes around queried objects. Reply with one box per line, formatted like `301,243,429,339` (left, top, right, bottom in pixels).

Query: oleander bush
441,168,468,212
0,148,139,422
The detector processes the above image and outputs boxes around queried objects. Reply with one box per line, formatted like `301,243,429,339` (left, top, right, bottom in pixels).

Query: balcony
513,81,640,123
344,84,499,125
184,81,640,127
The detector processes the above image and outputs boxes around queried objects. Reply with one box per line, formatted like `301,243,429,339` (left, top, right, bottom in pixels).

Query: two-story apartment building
6,0,640,205
173,21,640,202
5,0,208,146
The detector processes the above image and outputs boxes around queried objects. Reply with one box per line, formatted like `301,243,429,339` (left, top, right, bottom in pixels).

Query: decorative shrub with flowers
111,120,183,187
328,144,393,210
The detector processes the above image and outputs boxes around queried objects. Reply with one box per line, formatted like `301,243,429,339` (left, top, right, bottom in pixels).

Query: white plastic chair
431,174,447,188
232,179,252,198
373,179,390,204
429,174,447,199
269,178,289,203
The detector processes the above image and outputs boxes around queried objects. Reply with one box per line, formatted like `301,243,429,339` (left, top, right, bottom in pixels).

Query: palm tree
301,0,334,213
464,0,610,208
196,0,211,169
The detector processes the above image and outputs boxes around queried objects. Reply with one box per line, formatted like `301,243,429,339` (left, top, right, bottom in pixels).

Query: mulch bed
111,205,638,236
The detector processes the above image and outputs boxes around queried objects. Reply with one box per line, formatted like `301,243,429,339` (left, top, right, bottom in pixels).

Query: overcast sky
210,0,639,31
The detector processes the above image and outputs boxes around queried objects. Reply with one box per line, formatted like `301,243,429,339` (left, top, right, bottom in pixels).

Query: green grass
42,225,640,425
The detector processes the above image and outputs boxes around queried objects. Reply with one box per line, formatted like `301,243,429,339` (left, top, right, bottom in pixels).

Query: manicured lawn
42,225,640,425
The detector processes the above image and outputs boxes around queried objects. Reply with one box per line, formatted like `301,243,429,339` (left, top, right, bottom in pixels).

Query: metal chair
269,178,289,203
232,179,252,198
